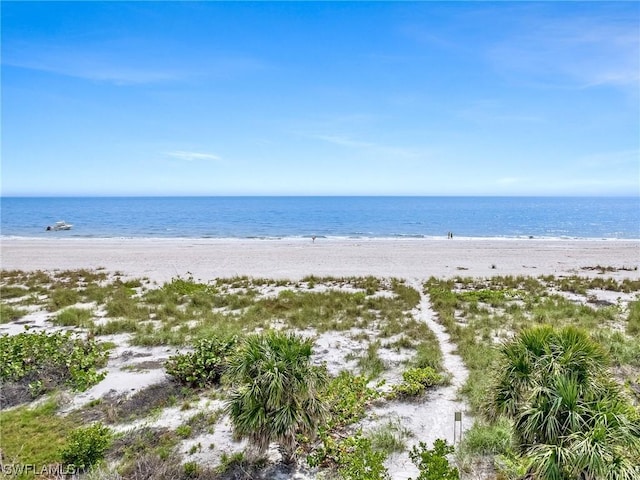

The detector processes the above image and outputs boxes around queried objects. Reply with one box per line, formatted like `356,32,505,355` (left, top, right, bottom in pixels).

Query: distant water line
1,196,638,240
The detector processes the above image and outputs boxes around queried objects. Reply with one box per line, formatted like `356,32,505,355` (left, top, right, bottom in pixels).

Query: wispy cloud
488,11,639,90
306,133,426,160
577,149,640,169
3,41,266,86
496,177,522,185
311,134,375,149
458,100,544,124
166,151,222,161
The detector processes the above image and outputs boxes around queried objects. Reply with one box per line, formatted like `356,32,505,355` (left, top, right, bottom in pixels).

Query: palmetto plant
225,331,327,464
488,325,640,480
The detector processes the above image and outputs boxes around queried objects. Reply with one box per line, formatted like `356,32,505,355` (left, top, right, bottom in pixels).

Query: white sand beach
1,238,638,283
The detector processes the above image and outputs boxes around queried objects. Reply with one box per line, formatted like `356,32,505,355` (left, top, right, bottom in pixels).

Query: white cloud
496,177,522,185
577,149,640,169
306,133,425,160
166,151,222,161
3,40,266,86
310,134,375,149
489,14,639,90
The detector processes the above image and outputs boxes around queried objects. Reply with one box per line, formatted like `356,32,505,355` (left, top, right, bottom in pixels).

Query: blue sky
2,1,639,196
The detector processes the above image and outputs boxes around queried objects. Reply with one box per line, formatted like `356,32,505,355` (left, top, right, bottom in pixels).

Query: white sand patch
312,330,362,376
178,414,244,468
112,398,219,433
62,368,168,412
0,310,62,336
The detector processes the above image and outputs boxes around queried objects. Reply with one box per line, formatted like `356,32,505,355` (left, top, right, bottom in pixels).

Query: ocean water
0,196,638,240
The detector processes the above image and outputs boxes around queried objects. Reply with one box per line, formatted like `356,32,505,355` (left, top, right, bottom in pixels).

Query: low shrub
60,422,113,469
308,432,390,480
320,371,380,431
0,331,110,401
165,335,237,388
391,367,447,398
409,439,459,480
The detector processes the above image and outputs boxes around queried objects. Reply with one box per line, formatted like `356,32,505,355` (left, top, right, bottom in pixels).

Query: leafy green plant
176,424,193,438
391,367,447,398
165,335,237,388
0,331,109,400
409,439,459,480
60,422,113,469
308,431,390,480
320,371,380,431
337,434,390,480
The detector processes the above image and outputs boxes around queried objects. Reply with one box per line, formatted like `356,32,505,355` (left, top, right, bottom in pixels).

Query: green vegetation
391,366,447,399
334,433,390,480
320,371,380,432
627,299,640,336
165,335,237,388
3,268,638,479
53,307,94,328
489,326,640,480
60,422,113,469
0,398,76,476
425,274,640,478
226,332,327,464
368,418,411,454
354,341,387,378
0,331,110,404
409,439,459,480
0,303,28,322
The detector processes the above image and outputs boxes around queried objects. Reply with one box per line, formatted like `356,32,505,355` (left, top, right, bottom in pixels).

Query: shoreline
2,234,639,241
2,238,638,284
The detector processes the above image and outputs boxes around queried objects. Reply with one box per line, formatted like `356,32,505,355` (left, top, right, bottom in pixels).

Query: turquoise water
1,196,638,239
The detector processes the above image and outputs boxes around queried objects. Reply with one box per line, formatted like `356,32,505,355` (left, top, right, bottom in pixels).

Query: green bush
0,331,109,396
60,422,112,469
308,432,390,480
165,335,237,388
391,367,446,398
320,371,380,431
409,439,459,480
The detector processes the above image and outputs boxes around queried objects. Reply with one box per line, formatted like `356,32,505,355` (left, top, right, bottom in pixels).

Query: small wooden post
453,411,462,444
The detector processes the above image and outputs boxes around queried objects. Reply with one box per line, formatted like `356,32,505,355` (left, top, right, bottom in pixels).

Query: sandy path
362,281,470,479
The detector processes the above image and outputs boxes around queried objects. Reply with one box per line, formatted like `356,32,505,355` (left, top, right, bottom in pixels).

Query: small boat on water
46,221,73,231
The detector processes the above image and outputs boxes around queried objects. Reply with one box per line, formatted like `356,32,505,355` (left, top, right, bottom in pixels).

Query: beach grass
1,267,638,478
0,397,76,478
